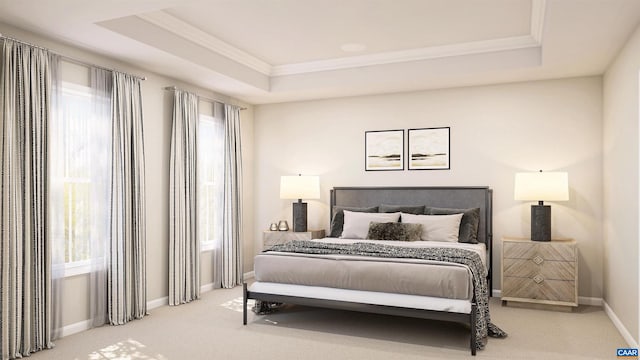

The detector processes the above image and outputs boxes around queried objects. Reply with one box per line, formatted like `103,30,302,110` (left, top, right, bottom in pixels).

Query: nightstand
501,237,578,310
262,229,325,250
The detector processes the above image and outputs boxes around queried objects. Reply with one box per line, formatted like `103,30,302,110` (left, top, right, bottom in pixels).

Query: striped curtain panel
221,104,243,288
169,90,200,305
109,72,147,325
0,39,56,358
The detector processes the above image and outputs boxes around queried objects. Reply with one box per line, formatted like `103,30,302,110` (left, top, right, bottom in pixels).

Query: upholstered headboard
330,186,492,244
329,186,493,287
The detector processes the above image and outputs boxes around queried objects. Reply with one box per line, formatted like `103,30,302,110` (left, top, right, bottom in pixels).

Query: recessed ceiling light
340,43,366,52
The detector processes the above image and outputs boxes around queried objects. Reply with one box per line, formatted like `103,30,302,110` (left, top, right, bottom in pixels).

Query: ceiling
0,0,639,104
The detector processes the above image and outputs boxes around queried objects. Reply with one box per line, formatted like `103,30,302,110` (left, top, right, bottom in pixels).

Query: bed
243,186,498,355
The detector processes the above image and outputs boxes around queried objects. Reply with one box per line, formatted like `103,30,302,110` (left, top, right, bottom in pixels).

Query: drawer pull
533,274,544,284
533,255,544,265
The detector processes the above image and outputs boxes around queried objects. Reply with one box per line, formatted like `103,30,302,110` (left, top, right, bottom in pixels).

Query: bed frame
243,186,493,356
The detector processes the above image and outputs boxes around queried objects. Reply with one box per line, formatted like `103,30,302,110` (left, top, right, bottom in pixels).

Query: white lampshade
280,175,320,200
514,171,569,201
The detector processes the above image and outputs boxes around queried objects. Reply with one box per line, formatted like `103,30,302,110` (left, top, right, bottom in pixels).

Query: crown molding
271,35,540,76
137,2,545,78
136,11,272,75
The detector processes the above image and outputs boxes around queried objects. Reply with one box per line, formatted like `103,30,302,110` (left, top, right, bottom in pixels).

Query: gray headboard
329,186,493,286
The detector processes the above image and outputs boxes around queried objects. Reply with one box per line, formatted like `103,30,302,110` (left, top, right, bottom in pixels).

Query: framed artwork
365,129,404,171
408,127,450,170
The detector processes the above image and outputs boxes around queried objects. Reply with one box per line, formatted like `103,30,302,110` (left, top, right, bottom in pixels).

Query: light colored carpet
30,286,625,360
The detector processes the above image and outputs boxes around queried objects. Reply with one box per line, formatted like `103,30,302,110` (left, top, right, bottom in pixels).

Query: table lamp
514,170,569,241
280,175,320,232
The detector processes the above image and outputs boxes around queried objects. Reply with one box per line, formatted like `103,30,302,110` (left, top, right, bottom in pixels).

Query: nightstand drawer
503,276,576,303
503,242,575,262
501,237,578,308
503,258,576,281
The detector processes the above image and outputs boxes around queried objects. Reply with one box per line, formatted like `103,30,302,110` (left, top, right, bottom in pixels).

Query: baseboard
578,296,603,306
492,290,603,306
604,300,639,348
244,271,255,280
61,319,91,338
201,282,215,293
147,296,168,310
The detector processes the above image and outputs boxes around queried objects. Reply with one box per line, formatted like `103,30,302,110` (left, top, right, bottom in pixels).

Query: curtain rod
164,86,247,110
0,33,147,81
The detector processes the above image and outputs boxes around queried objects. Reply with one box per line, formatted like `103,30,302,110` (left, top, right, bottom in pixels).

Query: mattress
248,282,473,314
254,238,487,301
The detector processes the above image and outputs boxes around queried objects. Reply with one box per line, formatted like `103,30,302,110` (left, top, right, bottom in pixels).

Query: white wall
603,24,640,345
253,77,604,300
0,22,255,327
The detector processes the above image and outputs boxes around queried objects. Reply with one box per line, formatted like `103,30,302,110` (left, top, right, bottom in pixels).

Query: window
51,80,111,276
197,112,224,251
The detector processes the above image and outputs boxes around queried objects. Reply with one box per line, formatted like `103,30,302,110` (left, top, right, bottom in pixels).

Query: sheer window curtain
221,104,243,288
0,39,57,359
202,103,224,289
109,72,146,324
169,90,199,305
89,68,113,327
50,67,112,329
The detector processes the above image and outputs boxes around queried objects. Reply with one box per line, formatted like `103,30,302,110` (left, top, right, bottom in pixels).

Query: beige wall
253,77,604,301
603,24,640,345
0,22,255,327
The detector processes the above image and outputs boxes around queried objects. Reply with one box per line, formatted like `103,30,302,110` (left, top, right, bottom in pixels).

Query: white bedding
254,237,487,301
248,282,472,314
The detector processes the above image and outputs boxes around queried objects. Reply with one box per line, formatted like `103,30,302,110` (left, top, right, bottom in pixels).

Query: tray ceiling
0,0,639,104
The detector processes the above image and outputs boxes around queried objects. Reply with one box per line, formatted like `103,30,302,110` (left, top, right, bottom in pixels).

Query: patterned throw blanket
258,240,507,350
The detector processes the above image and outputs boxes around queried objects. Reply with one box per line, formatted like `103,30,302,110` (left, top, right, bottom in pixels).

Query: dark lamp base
531,204,551,241
292,201,308,232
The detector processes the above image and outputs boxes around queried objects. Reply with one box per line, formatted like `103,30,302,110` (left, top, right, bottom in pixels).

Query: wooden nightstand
262,229,325,250
501,237,578,310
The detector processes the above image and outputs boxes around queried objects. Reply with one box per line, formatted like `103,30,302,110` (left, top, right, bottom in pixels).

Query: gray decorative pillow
424,207,480,243
366,222,423,242
330,206,378,238
379,204,425,215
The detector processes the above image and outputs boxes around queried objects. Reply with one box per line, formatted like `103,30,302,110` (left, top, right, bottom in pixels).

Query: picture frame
408,127,450,170
365,129,404,171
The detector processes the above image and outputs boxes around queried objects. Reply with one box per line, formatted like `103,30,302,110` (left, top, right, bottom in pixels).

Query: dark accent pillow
330,206,379,238
366,222,422,242
425,207,480,244
379,204,425,215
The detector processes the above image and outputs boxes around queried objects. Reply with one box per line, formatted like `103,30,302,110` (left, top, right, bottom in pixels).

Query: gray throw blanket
257,240,507,350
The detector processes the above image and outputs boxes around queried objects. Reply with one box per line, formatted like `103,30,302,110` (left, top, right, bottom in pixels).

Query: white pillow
400,212,463,242
341,211,401,239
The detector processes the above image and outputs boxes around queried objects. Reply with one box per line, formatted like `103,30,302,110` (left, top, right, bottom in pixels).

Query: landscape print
365,130,404,171
408,127,450,170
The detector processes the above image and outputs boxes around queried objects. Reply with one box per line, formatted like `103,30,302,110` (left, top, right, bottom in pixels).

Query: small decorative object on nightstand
501,237,578,311
277,220,289,231
263,229,325,250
